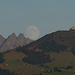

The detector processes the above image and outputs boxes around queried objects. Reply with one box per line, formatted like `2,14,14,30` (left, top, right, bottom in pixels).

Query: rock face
16,33,26,47
0,35,5,47
0,33,32,52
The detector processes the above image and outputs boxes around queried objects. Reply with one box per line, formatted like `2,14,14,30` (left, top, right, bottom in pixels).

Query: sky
0,0,75,39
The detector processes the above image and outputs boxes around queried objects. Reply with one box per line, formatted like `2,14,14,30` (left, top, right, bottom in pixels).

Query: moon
26,26,40,40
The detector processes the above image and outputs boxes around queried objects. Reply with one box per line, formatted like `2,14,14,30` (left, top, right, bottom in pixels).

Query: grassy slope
0,51,75,75
4,50,27,61
0,64,43,75
42,71,75,75
45,51,75,67
0,50,42,75
43,51,75,75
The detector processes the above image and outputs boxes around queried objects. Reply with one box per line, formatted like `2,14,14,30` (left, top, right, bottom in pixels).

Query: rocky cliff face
0,35,5,47
0,33,32,52
16,33,26,47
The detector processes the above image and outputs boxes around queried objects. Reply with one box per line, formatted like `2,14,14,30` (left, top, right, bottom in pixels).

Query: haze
0,0,75,39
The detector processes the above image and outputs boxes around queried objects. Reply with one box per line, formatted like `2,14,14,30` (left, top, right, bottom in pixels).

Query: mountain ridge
24,30,75,53
0,33,33,52
0,29,75,75
12,30,75,64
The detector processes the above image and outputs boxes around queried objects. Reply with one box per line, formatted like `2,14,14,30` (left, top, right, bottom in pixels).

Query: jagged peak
8,33,17,39
11,33,16,36
18,33,25,38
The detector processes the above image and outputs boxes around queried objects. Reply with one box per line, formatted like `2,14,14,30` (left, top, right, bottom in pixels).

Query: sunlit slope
4,50,27,61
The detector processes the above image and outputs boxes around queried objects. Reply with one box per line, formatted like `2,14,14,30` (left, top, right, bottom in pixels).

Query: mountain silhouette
23,30,75,53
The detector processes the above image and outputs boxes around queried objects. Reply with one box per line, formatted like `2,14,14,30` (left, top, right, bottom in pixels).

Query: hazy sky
0,0,75,39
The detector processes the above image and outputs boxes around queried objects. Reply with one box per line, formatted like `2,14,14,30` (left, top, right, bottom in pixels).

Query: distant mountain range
0,33,32,52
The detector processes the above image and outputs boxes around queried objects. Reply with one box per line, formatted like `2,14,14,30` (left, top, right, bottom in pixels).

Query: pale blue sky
0,0,75,39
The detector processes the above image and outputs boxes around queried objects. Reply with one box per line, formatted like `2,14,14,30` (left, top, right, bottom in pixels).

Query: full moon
26,26,40,40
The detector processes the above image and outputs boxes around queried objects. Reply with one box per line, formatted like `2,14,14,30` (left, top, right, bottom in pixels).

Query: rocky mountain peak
10,33,17,38
18,33,25,39
7,33,17,41
0,33,33,52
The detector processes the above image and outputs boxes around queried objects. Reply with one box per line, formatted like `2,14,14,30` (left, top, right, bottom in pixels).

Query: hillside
23,30,75,53
5,30,75,65
0,30,75,75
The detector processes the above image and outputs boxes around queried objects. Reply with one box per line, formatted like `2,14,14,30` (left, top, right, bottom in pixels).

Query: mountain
0,35,5,47
15,33,32,47
24,30,75,53
14,29,75,64
1,29,75,75
0,33,17,52
1,29,75,64
0,33,32,52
